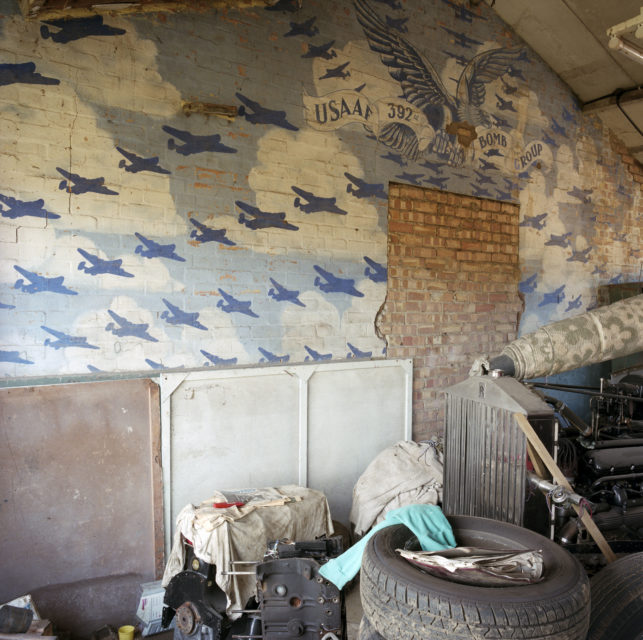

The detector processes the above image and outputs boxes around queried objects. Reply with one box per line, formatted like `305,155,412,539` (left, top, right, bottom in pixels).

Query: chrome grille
444,376,554,527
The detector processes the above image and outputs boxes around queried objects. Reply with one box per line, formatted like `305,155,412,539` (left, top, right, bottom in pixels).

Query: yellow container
118,625,135,640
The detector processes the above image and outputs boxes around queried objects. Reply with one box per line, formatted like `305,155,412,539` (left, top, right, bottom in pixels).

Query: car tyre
587,551,643,640
360,515,590,640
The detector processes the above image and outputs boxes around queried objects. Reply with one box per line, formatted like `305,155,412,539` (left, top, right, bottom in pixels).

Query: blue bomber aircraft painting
259,347,289,363
470,184,492,198
1,0,632,378
134,232,186,262
347,342,373,358
162,125,238,156
292,186,348,215
56,167,118,196
0,194,61,220
304,0,527,167
201,350,238,366
217,288,260,318
117,147,171,174
188,218,236,246
380,151,407,167
363,256,387,283
236,92,299,131
425,175,449,189
0,350,33,365
41,325,99,350
519,273,538,295
40,16,125,43
105,310,158,342
313,265,364,297
545,232,572,249
236,200,299,231
77,248,134,277
0,62,60,86
284,16,319,38
14,266,77,295
160,298,207,330
268,278,306,307
303,40,338,60
344,172,387,199
304,346,333,361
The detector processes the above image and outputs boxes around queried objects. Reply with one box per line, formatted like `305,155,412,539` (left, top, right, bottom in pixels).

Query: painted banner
304,90,435,150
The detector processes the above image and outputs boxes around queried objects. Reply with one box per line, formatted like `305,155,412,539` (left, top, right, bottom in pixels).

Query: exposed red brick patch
380,184,522,439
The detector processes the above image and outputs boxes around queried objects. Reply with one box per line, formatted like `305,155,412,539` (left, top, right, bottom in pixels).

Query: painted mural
0,0,640,377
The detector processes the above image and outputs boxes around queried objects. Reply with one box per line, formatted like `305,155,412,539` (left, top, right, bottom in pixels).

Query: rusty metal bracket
182,101,237,119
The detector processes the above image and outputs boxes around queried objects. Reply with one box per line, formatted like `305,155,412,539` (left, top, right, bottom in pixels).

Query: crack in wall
67,84,79,217
374,292,388,347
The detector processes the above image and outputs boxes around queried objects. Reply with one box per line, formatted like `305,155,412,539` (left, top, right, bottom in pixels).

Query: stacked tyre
358,515,590,640
587,551,643,640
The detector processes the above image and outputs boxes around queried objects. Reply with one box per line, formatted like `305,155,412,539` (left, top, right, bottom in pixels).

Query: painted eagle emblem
354,0,527,165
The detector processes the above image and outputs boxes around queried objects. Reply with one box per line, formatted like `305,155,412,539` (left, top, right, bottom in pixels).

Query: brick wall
380,184,522,439
2,0,641,381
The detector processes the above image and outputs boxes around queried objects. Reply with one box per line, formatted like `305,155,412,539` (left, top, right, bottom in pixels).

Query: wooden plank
526,440,548,479
514,412,617,563
147,379,165,579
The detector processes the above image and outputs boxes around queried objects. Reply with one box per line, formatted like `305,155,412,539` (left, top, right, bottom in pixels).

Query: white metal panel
307,361,412,525
161,359,412,554
162,369,300,540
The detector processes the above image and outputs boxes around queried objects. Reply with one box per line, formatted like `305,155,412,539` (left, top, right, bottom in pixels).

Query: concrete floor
345,581,363,640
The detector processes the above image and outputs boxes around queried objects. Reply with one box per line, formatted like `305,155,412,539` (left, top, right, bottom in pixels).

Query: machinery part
444,369,643,563
461,298,643,566
176,603,200,635
265,535,344,561
587,552,643,640
163,570,226,639
592,504,643,531
527,473,585,506
256,557,344,639
330,520,351,553
488,294,643,380
164,537,345,640
162,545,228,639
173,621,217,640
360,517,590,640
443,375,555,529
356,616,385,640
0,605,34,633
558,519,579,545
585,446,643,477
515,412,616,563
544,395,592,437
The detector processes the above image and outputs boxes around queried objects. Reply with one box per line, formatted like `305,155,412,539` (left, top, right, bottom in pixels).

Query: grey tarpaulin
350,440,443,537
501,294,643,380
162,486,333,619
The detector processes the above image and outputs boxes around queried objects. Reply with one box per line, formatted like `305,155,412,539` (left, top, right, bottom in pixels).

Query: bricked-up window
379,184,523,440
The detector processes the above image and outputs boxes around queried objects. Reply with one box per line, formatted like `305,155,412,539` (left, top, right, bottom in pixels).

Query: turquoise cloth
319,504,456,589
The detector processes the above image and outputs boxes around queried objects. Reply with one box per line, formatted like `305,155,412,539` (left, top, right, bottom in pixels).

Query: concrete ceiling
491,0,643,163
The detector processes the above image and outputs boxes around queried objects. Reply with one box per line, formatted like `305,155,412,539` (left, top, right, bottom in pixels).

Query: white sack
350,440,443,537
